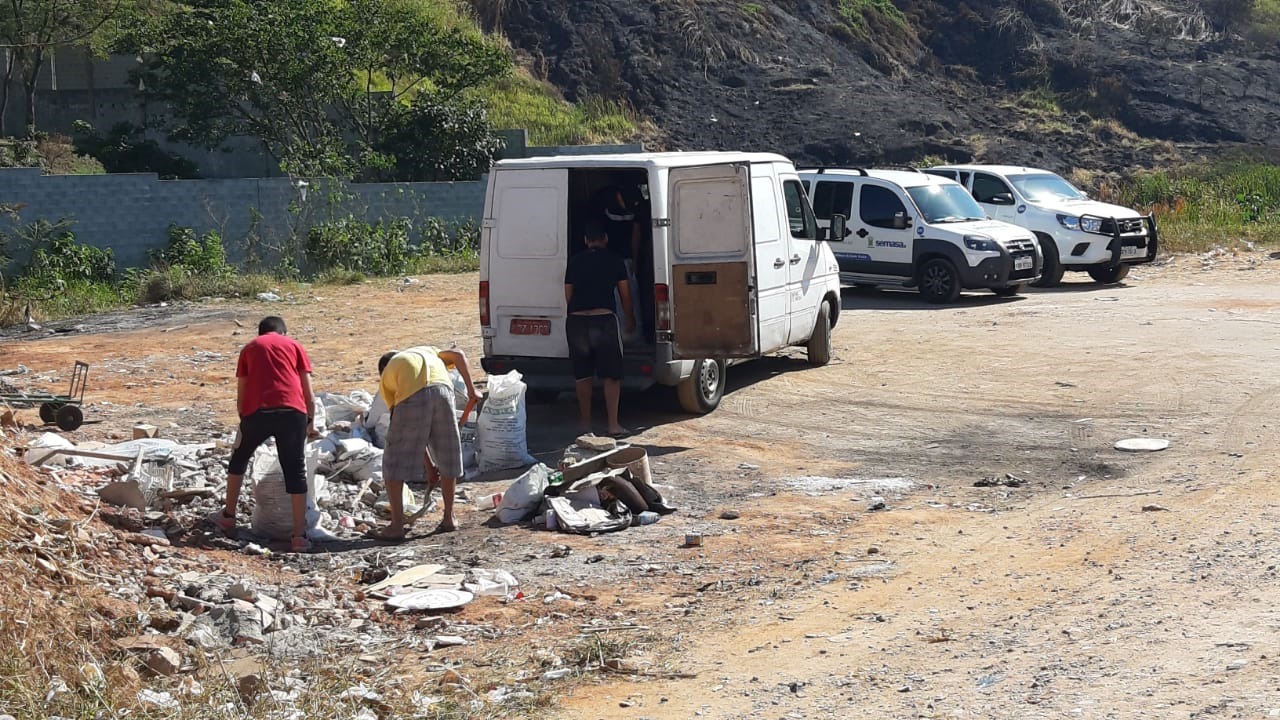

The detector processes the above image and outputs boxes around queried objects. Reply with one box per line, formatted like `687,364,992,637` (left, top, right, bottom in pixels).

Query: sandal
290,535,313,553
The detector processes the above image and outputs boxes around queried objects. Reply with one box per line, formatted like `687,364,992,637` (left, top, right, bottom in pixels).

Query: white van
798,168,1042,303
925,164,1159,286
479,152,843,414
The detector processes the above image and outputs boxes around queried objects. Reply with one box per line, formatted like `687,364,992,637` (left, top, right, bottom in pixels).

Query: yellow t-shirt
380,346,451,409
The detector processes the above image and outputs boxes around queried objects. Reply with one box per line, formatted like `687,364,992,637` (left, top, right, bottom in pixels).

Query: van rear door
668,163,759,359
486,168,570,359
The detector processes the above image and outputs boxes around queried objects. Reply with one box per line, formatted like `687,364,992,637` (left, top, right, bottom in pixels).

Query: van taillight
479,281,490,327
655,283,670,332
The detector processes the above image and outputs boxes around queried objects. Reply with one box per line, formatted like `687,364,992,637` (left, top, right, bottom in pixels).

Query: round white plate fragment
1114,438,1169,452
385,588,474,611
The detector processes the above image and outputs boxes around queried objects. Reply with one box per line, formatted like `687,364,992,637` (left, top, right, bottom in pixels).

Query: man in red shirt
213,316,317,552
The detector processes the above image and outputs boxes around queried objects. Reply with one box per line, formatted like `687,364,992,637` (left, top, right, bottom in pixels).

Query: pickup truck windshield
906,184,987,223
1008,173,1086,202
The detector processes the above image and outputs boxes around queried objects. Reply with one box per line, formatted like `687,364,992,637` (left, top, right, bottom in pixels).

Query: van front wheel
806,301,832,366
919,258,961,304
677,359,725,414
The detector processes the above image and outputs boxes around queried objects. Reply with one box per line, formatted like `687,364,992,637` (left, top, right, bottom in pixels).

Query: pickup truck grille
1002,238,1037,253
1101,218,1147,236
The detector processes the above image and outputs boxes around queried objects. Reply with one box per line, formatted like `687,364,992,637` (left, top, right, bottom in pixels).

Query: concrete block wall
0,169,485,270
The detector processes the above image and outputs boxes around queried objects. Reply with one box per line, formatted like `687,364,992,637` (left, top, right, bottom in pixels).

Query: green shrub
305,216,415,276
15,220,116,286
72,121,199,179
152,225,233,278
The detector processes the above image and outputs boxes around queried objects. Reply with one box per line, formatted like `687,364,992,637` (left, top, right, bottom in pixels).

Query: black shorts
566,314,624,381
227,408,309,494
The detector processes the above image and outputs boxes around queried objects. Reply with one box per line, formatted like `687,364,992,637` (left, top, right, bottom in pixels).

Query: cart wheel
55,405,83,432
39,403,58,424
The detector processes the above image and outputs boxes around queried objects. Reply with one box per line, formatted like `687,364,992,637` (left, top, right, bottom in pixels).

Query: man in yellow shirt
369,346,480,539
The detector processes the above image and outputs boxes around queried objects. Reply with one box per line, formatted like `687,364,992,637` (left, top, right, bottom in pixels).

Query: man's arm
564,283,574,304
299,371,318,436
438,349,482,406
236,376,248,418
617,280,635,334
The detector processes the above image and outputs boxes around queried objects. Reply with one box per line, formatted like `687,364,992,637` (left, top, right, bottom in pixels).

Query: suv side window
972,173,1012,203
859,185,907,228
812,181,854,220
958,171,971,187
783,180,816,239
923,169,956,181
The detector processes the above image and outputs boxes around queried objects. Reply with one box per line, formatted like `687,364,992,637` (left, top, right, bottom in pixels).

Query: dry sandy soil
4,250,1280,718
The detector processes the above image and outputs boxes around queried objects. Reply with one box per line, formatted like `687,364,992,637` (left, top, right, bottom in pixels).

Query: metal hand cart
0,361,89,431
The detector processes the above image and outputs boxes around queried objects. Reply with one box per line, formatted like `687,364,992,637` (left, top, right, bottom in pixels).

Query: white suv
799,168,1042,303
925,165,1158,286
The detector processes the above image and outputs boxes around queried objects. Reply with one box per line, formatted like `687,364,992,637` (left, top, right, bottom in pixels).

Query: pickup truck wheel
918,258,961,304
1087,264,1130,284
806,301,833,366
1031,237,1064,288
677,359,725,414
992,284,1024,297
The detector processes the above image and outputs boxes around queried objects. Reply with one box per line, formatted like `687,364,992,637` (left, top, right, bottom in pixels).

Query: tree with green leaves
130,0,510,179
0,0,127,135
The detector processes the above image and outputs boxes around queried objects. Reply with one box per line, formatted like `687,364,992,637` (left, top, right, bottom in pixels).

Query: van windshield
906,184,987,223
1008,173,1086,201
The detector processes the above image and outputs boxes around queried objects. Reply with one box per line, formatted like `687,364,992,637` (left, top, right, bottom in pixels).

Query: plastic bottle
632,511,660,526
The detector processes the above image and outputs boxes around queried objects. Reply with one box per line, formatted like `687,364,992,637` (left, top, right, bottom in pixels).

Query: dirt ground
4,249,1280,718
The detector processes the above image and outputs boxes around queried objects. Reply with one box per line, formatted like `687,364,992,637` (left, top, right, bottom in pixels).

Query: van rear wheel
677,359,725,414
806,301,832,366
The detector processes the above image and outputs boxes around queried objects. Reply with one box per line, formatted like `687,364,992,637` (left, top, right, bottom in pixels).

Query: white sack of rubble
476,371,536,473
249,442,339,541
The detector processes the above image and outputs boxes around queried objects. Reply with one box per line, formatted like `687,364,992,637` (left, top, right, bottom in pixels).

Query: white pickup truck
925,164,1159,286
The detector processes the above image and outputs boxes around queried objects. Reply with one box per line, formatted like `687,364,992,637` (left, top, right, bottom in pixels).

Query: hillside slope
480,0,1280,171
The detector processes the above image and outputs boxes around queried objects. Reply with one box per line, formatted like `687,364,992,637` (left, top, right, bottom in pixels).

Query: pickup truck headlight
1057,214,1103,233
963,235,998,251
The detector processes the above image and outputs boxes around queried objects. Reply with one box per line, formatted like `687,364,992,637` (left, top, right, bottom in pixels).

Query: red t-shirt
236,332,313,417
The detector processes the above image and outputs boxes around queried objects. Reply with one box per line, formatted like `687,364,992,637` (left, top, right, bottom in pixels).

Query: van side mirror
991,192,1015,205
830,213,849,241
892,211,912,230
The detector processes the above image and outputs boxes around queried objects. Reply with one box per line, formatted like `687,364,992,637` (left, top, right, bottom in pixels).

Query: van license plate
1120,245,1145,259
510,319,551,336
1014,256,1033,271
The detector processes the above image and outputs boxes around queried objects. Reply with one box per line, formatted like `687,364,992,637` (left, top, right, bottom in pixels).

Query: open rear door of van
668,163,759,360
487,168,570,359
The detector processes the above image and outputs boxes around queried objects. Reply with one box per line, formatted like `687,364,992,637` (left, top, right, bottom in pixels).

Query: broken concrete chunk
141,647,182,676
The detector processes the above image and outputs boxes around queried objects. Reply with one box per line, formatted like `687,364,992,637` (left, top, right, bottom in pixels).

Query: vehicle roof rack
809,167,868,176
870,165,922,173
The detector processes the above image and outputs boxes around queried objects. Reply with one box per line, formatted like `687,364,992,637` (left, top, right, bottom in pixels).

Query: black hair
378,351,398,375
583,218,608,243
258,316,286,335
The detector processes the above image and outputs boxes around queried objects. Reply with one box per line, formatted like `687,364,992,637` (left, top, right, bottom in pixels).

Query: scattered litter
256,292,281,302
1141,504,1170,512
1115,438,1170,452
385,588,474,611
786,476,913,494
974,473,1025,488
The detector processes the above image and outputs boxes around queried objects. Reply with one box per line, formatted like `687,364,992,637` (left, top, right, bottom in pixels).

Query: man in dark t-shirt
564,219,633,436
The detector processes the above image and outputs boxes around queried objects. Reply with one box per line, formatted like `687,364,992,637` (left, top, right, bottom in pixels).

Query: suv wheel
918,258,961,304
1087,264,1130,284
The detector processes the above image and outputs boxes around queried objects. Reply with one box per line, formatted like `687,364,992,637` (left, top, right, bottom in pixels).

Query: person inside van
565,218,634,436
594,183,645,341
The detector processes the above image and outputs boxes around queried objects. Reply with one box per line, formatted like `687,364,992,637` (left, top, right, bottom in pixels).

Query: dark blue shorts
566,314,623,381
227,408,309,494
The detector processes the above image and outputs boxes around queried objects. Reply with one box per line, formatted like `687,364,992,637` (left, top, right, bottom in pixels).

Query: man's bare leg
575,378,594,432
604,378,625,435
436,476,457,532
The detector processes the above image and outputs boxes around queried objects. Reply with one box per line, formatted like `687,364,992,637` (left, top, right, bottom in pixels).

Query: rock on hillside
482,0,1280,172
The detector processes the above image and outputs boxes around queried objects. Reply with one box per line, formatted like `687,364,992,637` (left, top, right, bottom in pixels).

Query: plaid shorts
383,384,463,481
